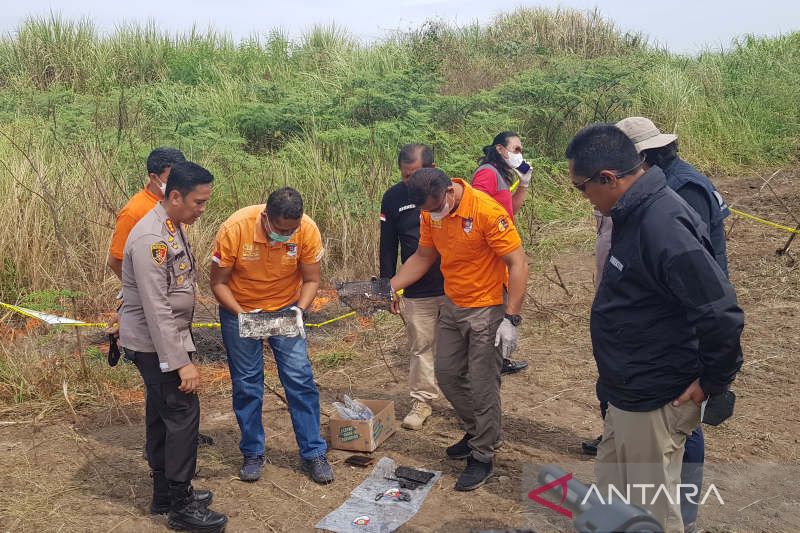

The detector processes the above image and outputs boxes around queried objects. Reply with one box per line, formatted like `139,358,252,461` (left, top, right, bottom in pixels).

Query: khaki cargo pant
435,297,504,463
596,401,702,533
400,295,445,403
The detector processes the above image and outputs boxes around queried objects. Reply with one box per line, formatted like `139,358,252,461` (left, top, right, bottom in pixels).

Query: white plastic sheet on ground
315,457,441,533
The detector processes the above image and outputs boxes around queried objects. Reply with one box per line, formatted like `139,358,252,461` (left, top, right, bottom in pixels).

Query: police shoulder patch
150,242,168,265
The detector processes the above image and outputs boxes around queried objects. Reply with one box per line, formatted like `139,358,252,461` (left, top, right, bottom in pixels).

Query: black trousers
127,350,199,483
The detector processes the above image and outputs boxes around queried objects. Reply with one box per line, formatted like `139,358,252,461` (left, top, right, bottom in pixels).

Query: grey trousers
435,297,504,462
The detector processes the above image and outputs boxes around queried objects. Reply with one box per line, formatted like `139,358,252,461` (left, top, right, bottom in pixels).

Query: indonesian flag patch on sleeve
380,213,386,222
211,250,221,264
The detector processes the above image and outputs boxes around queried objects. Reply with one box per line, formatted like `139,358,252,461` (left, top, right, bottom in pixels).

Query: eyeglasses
573,175,595,192
572,158,645,192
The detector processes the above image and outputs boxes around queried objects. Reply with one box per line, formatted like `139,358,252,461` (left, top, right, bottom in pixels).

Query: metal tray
238,310,300,338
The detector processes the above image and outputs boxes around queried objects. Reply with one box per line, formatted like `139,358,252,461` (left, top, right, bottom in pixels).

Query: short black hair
407,168,452,206
147,147,186,175
565,124,640,178
267,187,304,220
397,143,434,169
165,161,214,197
643,141,679,170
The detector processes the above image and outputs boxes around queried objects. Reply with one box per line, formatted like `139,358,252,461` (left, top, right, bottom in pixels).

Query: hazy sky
1,0,798,54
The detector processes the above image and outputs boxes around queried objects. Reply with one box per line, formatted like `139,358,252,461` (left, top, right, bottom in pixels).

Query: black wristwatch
504,313,522,327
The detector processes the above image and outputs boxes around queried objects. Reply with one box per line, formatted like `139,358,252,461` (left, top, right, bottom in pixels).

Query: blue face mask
265,216,295,243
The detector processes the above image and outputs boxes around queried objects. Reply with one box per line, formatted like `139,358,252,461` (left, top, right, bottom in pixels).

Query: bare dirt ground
0,170,798,532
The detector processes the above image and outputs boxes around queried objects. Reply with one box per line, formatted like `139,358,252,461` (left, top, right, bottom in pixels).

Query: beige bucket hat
615,116,678,152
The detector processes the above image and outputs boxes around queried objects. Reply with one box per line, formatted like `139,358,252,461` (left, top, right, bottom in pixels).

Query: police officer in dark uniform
119,161,227,532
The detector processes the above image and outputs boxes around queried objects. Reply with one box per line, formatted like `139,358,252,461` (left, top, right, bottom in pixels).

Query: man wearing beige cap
588,117,730,285
615,116,730,273
583,117,731,533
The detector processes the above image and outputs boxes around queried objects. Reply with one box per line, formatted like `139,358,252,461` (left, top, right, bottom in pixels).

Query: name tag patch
609,255,624,272
713,190,728,210
242,243,260,260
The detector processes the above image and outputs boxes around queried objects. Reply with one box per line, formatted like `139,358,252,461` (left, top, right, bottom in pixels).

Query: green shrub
0,10,797,306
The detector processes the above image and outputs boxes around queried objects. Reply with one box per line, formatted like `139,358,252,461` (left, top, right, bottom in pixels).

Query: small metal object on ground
345,455,376,468
375,488,412,502
384,476,421,490
394,466,435,486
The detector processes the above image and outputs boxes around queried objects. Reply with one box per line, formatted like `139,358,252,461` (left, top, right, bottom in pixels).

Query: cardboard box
328,399,396,452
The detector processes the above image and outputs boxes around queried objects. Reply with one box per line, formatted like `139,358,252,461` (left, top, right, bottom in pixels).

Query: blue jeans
681,427,704,529
219,306,327,460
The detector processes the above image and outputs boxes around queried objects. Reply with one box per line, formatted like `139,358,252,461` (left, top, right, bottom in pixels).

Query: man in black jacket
565,124,744,533
584,117,729,533
379,144,445,430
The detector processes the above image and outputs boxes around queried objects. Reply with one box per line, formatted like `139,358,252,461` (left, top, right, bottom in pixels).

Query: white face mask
428,190,452,221
505,151,524,168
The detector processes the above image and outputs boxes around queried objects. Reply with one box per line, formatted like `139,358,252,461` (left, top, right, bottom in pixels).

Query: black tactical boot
501,358,529,375
581,435,602,456
446,433,474,459
150,471,213,514
454,456,493,491
167,482,227,532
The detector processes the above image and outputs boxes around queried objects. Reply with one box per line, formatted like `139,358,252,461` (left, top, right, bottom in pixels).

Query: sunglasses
572,158,645,192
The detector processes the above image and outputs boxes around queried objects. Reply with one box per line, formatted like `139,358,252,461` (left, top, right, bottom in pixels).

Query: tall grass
0,9,797,315
489,7,646,57
402,7,647,95
0,15,100,90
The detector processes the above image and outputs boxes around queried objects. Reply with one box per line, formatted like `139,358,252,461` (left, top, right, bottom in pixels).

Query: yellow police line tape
729,208,800,235
0,301,357,329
